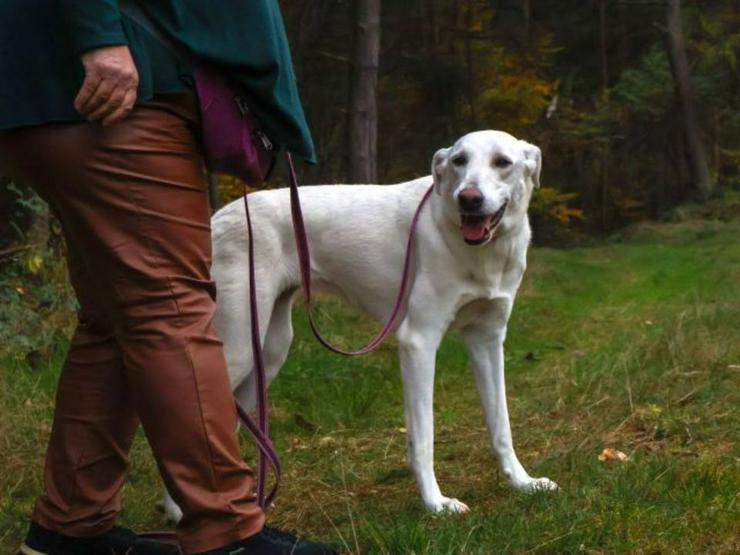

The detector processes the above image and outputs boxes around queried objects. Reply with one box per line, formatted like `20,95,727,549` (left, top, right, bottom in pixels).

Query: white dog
161,130,558,522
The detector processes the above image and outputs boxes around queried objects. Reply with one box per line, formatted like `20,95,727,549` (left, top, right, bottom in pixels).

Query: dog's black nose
458,188,483,211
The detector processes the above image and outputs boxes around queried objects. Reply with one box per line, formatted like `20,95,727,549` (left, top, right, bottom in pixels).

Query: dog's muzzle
460,201,508,245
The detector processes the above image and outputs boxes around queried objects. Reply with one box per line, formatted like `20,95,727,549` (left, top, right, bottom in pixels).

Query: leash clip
255,130,274,152
234,95,250,115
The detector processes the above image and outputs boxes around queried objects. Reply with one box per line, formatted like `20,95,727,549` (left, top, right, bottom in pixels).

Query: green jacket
0,0,316,162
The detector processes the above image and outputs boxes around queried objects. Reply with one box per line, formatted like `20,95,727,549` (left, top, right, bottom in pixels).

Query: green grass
1,215,739,554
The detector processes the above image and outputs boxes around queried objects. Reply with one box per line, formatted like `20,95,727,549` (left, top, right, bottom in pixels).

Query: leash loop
287,152,433,356
240,155,431,513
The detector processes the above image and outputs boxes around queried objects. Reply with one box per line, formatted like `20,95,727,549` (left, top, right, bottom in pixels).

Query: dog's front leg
397,323,469,513
463,313,558,493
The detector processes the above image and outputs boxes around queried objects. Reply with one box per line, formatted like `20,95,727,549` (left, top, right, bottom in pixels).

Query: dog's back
210,178,433,318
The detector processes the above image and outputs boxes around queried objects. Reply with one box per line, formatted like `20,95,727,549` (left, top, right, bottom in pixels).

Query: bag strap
286,153,434,356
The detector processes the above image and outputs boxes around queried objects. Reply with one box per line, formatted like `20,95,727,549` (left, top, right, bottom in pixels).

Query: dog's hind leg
233,288,297,412
462,309,558,494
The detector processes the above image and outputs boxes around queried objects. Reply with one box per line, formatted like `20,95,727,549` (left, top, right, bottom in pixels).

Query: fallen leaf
398,427,407,434
598,447,629,462
318,436,336,448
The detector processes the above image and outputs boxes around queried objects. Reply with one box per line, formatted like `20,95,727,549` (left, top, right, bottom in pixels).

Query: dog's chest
463,241,522,288
454,271,509,311
450,242,525,314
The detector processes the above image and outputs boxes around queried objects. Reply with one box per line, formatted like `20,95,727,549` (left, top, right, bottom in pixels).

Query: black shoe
19,521,181,555
194,526,337,555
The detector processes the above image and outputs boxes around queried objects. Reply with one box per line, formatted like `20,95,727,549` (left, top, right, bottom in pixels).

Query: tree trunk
665,0,713,198
599,0,609,97
464,0,477,128
522,0,532,43
348,0,381,183
599,0,610,231
733,1,740,101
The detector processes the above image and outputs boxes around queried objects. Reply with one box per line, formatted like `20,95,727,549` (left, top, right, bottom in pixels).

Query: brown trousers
0,95,264,554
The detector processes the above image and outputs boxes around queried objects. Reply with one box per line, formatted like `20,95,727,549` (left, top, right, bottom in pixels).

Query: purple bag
193,66,276,185
120,1,277,185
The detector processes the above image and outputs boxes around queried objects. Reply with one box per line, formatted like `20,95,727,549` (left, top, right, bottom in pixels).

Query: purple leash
241,155,431,508
286,153,434,355
240,189,281,508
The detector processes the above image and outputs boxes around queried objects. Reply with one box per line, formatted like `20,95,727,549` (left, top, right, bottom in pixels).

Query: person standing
0,1,332,554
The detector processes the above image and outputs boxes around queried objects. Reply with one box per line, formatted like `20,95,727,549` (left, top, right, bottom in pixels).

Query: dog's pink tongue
461,219,489,241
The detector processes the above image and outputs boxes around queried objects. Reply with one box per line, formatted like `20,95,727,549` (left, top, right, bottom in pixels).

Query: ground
1,213,738,554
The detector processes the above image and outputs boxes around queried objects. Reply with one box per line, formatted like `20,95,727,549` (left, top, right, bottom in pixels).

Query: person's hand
74,45,139,127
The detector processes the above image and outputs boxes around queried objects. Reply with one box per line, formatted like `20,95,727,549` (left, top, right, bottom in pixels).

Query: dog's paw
427,496,470,513
163,499,184,524
519,476,559,493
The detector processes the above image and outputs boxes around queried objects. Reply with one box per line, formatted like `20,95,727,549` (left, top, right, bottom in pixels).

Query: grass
1,214,739,554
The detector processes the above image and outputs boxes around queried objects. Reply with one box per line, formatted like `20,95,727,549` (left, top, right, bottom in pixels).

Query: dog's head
431,130,541,246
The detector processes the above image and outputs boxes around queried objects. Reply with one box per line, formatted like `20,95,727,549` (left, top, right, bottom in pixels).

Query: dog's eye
451,154,468,167
494,157,512,168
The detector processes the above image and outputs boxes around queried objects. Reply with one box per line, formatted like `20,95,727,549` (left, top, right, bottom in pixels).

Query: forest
279,0,739,235
2,0,739,247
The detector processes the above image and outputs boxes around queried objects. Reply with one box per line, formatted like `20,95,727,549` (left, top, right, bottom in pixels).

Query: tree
598,0,611,230
666,0,714,198
348,0,381,183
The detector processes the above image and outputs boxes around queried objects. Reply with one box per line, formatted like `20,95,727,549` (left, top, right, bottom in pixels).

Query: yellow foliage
549,205,585,224
469,32,559,136
26,254,43,274
215,174,257,206
530,187,583,224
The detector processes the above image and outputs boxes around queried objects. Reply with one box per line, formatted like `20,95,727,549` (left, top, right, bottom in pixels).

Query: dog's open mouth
460,202,508,245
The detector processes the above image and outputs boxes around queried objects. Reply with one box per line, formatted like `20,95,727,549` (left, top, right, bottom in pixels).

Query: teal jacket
0,0,316,162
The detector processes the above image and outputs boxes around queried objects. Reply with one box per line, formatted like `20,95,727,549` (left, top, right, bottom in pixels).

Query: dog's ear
432,147,451,195
520,141,542,189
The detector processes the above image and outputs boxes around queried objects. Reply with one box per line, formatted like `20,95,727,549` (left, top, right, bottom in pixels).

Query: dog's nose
458,188,483,211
